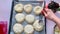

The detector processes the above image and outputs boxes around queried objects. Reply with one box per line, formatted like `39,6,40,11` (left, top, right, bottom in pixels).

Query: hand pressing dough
24,4,32,14
34,6,42,15
13,23,23,34
25,15,35,24
33,20,44,31
15,13,25,23
14,3,24,12
24,25,34,34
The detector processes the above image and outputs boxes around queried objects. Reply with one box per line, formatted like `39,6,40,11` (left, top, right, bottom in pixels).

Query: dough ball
24,4,32,14
34,6,42,15
55,26,60,32
25,15,35,24
14,3,24,12
24,25,34,34
15,13,25,23
13,23,23,34
55,32,59,34
59,32,60,34
33,20,44,31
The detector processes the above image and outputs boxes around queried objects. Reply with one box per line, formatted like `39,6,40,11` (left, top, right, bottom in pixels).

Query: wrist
53,16,59,22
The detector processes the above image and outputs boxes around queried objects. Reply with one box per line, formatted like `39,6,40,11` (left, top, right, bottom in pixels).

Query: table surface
0,0,60,34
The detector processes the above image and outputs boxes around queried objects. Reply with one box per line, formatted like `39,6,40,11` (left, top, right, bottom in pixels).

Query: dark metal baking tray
8,0,46,34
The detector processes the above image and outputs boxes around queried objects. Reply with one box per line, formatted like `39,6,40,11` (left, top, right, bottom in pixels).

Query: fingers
43,8,47,13
41,10,45,16
41,4,48,17
41,10,47,17
45,8,49,13
45,4,48,8
41,8,48,16
42,4,49,14
43,10,47,17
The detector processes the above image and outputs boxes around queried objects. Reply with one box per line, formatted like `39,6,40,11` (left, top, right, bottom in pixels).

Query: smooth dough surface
33,20,44,31
14,3,24,12
24,25,34,34
25,15,35,24
34,6,42,15
24,4,32,13
13,23,23,33
55,26,60,32
55,32,59,34
15,13,25,23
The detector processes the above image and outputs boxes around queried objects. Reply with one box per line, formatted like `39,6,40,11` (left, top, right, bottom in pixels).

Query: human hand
42,8,57,21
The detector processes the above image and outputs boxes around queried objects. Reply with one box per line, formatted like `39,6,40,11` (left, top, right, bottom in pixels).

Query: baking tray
8,0,46,34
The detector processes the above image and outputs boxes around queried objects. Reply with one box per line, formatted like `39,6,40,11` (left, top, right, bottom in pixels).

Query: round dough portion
25,15,35,24
24,4,32,14
15,13,25,23
55,32,59,34
55,26,60,32
13,23,23,33
33,20,44,31
24,25,34,34
34,6,42,15
14,3,24,12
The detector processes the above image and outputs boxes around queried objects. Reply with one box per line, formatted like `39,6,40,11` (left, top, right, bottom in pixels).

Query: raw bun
33,20,44,31
34,6,42,15
24,4,32,14
55,26,60,32
25,15,35,24
14,3,24,12
24,25,34,34
55,32,59,34
15,13,25,23
13,23,23,34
